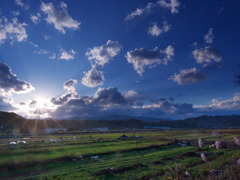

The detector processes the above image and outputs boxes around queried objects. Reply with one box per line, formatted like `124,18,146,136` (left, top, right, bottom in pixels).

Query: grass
0,129,240,179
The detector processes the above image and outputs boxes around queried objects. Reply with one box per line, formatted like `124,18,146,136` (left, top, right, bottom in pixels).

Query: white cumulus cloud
211,98,221,103
125,0,180,21
44,35,51,40
41,2,80,34
82,41,122,87
15,0,29,9
204,28,214,44
195,93,240,114
33,49,49,54
82,65,104,88
64,79,77,91
169,67,207,85
126,45,174,75
86,40,122,66
157,0,180,14
30,13,41,24
12,11,20,16
193,46,222,64
0,17,28,44
59,49,76,60
209,93,240,110
148,21,171,37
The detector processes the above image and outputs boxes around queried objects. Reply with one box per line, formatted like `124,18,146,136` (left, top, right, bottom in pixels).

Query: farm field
0,129,240,180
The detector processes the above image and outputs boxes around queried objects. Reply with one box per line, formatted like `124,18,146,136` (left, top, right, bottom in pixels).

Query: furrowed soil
0,129,240,180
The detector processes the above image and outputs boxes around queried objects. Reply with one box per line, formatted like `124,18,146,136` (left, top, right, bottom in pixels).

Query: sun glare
36,98,49,109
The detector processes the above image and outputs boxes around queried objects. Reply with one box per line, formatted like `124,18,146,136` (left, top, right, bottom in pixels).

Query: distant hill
66,114,172,122
0,111,240,133
151,115,240,129
175,115,240,128
0,111,25,128
0,111,24,121
99,115,172,122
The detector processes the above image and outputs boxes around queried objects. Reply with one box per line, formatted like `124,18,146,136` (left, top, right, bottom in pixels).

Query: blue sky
0,0,239,119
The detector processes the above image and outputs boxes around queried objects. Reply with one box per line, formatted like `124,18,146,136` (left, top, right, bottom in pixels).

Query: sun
35,98,49,109
14,97,55,119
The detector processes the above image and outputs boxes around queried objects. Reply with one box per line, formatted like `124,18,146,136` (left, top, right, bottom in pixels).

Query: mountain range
0,111,240,133
66,115,172,122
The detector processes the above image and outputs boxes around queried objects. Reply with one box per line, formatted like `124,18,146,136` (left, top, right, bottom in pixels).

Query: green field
0,129,240,179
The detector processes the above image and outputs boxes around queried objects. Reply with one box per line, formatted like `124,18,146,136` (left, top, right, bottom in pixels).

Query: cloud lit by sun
0,0,240,120
14,97,56,119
